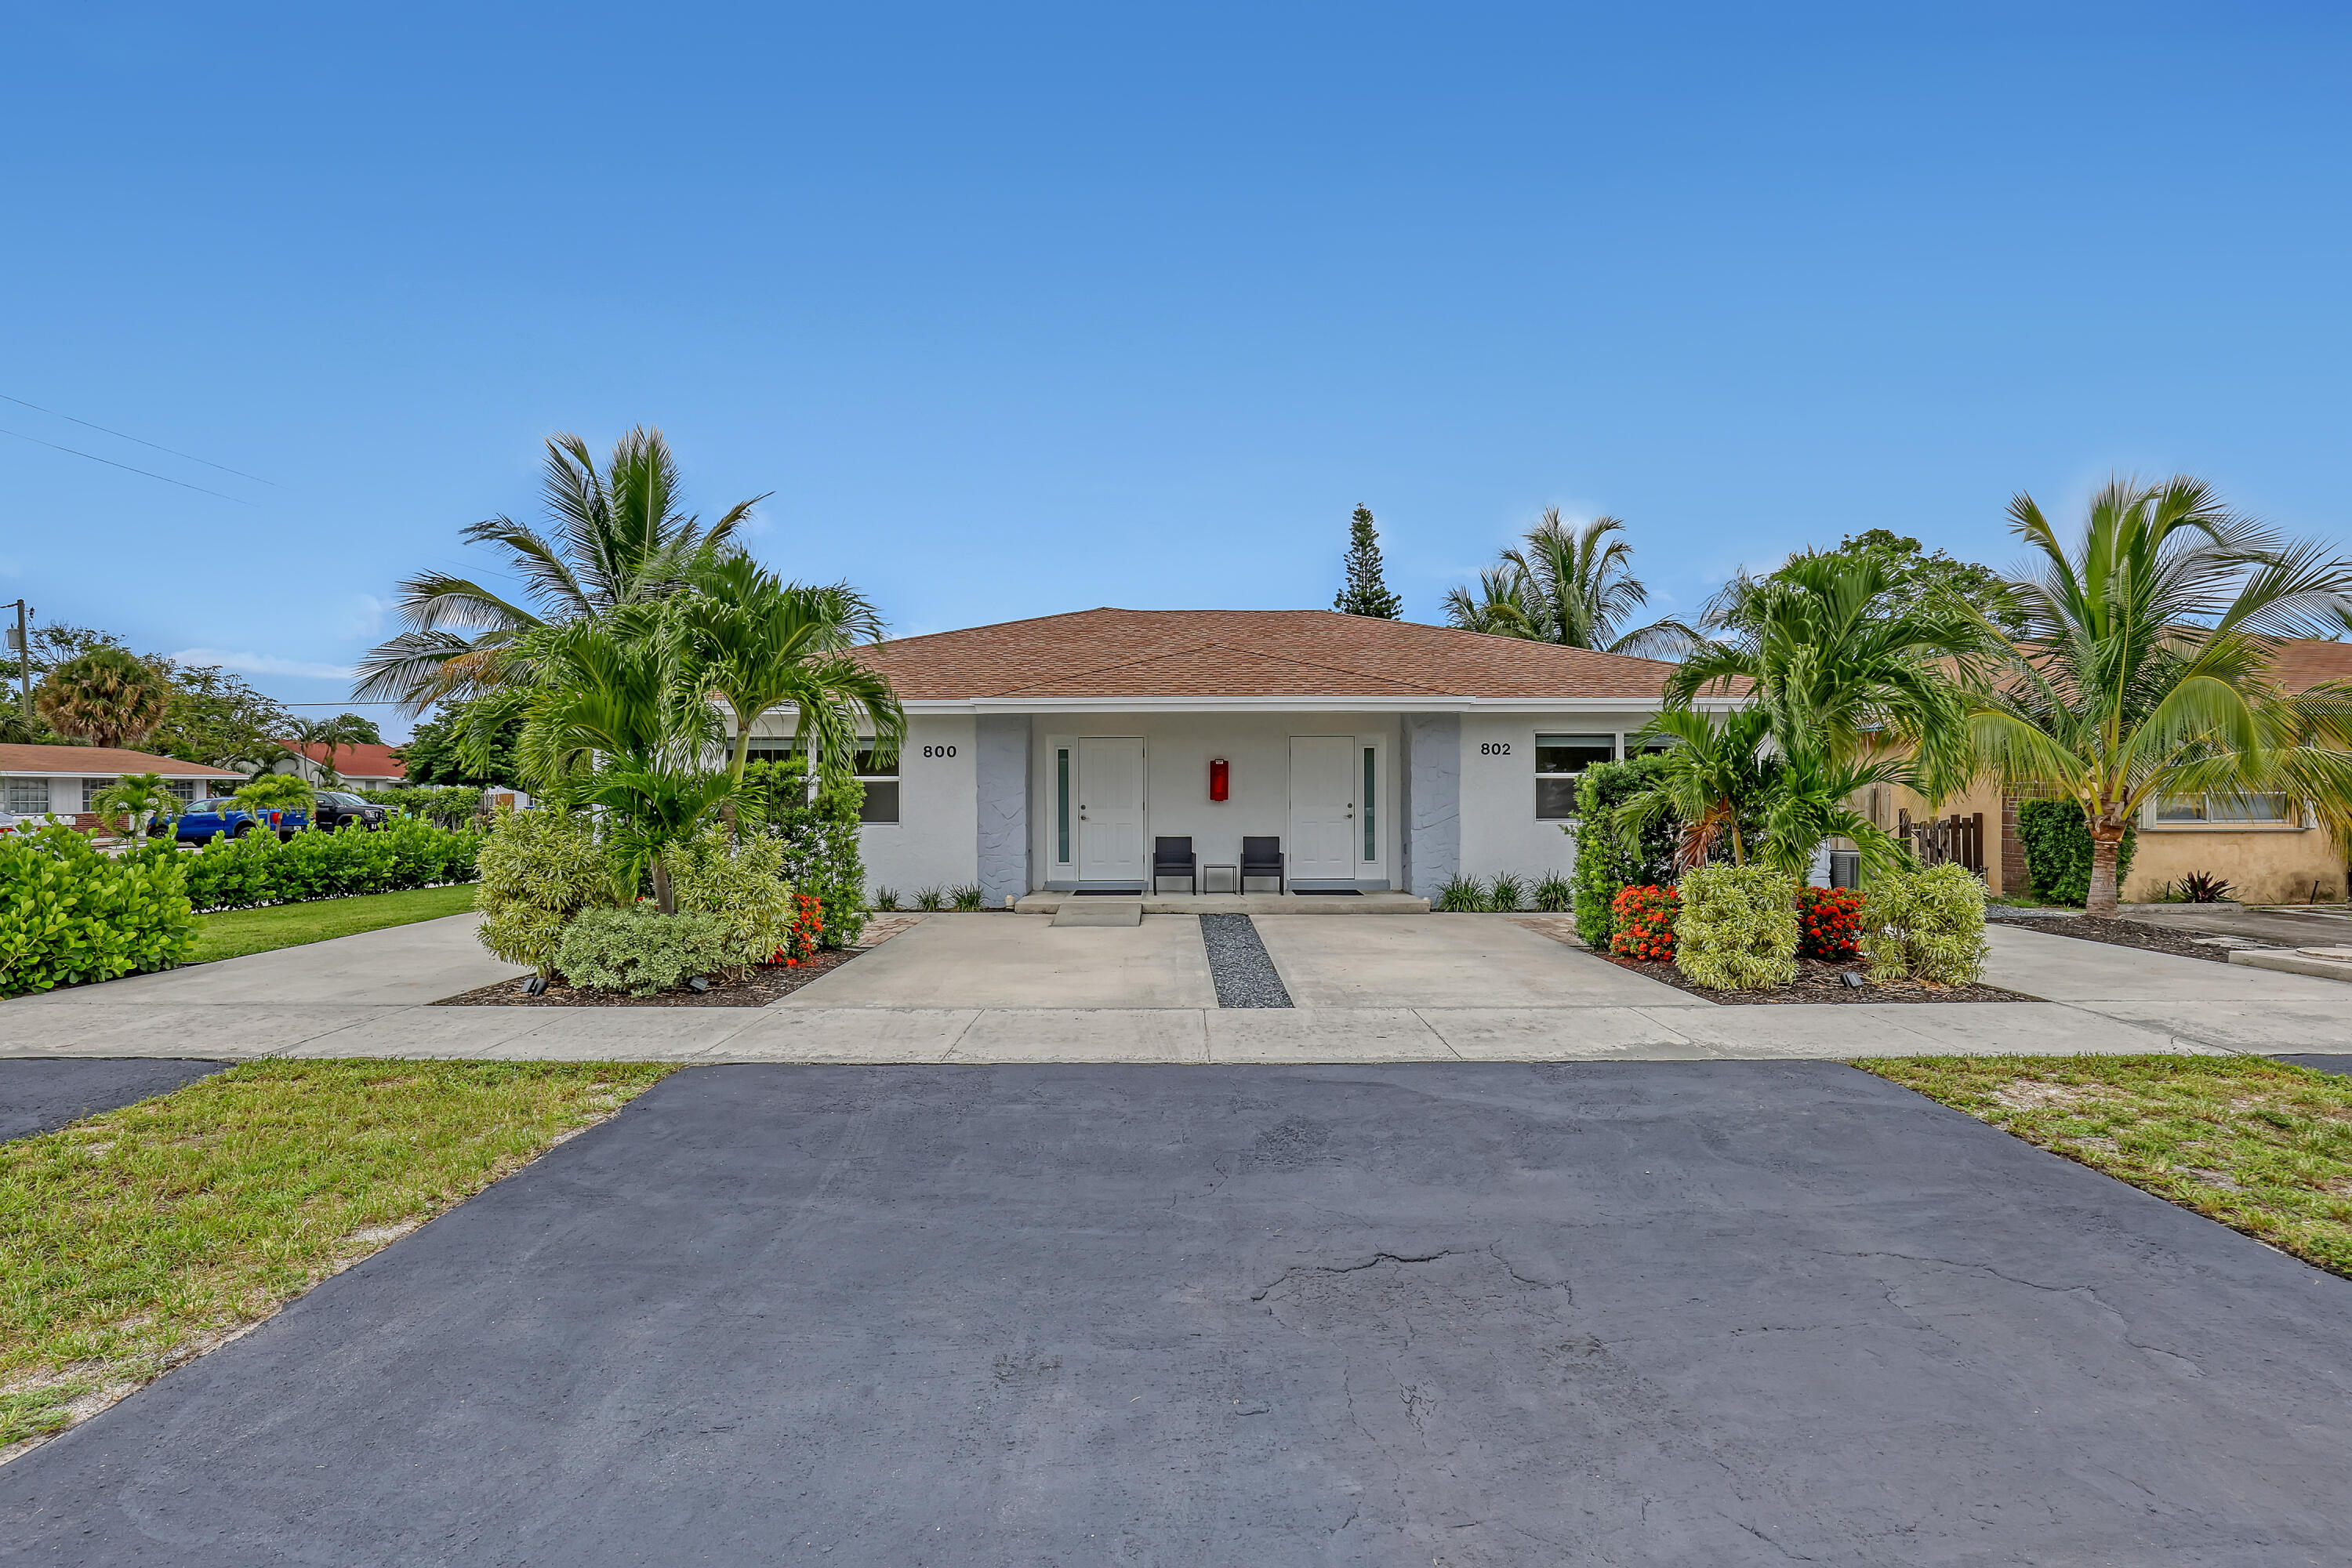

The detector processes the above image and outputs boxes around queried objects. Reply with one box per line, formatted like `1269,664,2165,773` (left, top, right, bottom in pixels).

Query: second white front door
1077,737,1146,883
1288,736,1357,882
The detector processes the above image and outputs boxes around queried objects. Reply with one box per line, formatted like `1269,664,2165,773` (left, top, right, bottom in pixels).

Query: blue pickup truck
156,798,311,844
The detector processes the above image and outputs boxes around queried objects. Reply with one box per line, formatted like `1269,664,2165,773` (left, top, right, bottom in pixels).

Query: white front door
1077,737,1146,883
1288,736,1357,883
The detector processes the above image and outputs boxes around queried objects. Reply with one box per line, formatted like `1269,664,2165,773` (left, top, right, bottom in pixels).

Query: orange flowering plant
1609,884,1680,963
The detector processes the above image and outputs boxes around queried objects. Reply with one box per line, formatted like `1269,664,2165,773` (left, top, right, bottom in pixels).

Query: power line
0,425,259,506
0,392,275,485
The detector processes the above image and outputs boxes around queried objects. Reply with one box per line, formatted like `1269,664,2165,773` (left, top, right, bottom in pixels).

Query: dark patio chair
1151,836,1198,895
1239,836,1284,895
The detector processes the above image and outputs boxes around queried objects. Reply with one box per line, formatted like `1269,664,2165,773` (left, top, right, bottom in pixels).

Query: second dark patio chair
1239,836,1284,895
1151,836,1198,895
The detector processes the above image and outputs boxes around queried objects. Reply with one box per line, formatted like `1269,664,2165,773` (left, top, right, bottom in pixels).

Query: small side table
1202,863,1239,895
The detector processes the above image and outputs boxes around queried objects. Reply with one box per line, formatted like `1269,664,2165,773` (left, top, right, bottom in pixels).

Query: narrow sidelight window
1363,746,1376,861
1057,748,1072,862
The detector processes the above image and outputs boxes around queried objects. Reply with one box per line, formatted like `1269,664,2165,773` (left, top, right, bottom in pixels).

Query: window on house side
4,778,47,815
1057,749,1071,863
82,778,118,811
2154,793,2296,825
1534,734,1615,820
852,745,898,825
1363,746,1376,862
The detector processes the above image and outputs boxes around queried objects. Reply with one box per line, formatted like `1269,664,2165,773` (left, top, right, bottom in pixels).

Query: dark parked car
156,798,310,844
313,790,388,831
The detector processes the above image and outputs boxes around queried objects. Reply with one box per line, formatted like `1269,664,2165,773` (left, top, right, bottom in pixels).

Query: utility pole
2,599,28,717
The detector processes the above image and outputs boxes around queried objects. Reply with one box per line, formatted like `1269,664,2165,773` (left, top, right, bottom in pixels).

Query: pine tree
1332,505,1403,619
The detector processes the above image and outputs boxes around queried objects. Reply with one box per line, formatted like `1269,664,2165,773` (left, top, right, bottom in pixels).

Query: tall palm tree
34,648,172,750
510,605,736,914
1445,510,1699,655
674,555,905,786
354,427,764,713
1969,477,2352,914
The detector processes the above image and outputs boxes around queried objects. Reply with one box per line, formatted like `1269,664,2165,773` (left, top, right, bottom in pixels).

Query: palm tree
1445,510,1699,655
510,606,736,913
1968,477,2352,914
34,648,172,750
674,555,906,786
88,772,182,844
354,427,764,713
286,713,381,786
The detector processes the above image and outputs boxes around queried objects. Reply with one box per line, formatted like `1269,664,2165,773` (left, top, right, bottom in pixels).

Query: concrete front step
1015,891,1432,916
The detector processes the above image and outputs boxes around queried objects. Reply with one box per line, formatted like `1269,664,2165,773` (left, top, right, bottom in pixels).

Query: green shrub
1570,754,1677,946
474,808,616,976
554,906,735,996
949,883,984,911
870,886,901,911
1487,873,1526,913
666,828,799,974
1674,864,1798,990
1860,862,1989,985
2016,799,2136,907
740,758,867,947
148,818,481,912
915,886,945,911
1,825,198,997
1532,871,1573,913
1437,873,1487,912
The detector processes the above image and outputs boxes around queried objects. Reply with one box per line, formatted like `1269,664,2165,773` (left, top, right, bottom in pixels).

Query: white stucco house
0,743,245,826
740,609,1724,905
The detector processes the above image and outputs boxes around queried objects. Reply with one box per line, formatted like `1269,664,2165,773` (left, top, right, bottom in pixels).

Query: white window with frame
1051,742,1074,872
168,779,198,802
743,742,900,823
5,778,49,815
81,778,118,811
1534,734,1617,820
2150,792,2302,827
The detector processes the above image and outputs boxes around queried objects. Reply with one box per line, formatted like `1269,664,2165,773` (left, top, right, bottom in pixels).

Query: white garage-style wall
1030,712,1399,890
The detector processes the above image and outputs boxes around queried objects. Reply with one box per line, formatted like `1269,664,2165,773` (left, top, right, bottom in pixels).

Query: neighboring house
0,744,246,829
271,742,408,789
1871,638,2352,904
739,608,1724,905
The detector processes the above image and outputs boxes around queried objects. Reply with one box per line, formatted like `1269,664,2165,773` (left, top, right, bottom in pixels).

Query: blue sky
3,2,2347,739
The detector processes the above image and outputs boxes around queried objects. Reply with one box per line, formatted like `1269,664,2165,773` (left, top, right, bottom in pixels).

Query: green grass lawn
1864,1054,2352,1278
0,1060,673,1453
191,882,480,963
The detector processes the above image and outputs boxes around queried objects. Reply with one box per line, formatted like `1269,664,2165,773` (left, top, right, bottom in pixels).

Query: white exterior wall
1030,713,1399,889
856,713,978,897
1456,711,1661,884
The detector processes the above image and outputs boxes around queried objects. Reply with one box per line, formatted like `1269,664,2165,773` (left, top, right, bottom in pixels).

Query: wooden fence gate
1896,810,1985,874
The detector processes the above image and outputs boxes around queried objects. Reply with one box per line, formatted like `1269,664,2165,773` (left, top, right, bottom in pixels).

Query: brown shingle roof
0,745,243,778
856,608,1683,702
2266,639,2352,694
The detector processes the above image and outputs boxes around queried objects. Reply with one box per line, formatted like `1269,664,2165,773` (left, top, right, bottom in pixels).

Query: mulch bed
1987,915,2233,964
433,947,866,1007
1605,953,2031,1005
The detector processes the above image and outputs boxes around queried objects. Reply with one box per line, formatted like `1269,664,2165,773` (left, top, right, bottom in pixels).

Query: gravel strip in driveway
5,1062,2350,1563
1200,913,1293,1007
0,1058,228,1144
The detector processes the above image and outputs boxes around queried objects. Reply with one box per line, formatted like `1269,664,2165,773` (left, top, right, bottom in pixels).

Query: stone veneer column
1401,713,1461,900
975,714,1031,908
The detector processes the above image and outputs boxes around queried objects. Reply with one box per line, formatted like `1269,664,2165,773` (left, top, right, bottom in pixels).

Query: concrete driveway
779,913,1219,1008
1254,913,1687,1007
5,1062,2347,1564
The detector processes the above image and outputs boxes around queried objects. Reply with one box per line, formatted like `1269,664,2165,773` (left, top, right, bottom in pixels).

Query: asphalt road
6,1062,2350,1566
0,1058,227,1143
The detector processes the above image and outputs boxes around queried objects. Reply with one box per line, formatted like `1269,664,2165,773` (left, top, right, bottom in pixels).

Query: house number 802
1480,742,1512,756
922,745,958,758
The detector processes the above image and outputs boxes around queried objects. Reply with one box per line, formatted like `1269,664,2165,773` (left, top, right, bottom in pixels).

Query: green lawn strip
1861,1054,2352,1278
191,883,480,963
0,1060,672,1452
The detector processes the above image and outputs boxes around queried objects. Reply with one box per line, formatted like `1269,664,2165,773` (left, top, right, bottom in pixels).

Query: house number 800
922,745,957,758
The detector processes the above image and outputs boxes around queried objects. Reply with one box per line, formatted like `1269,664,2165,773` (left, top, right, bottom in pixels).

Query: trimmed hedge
351,785,486,829
474,808,615,977
132,819,481,913
2016,798,2136,906
1675,865,1799,991
1861,863,1989,985
555,906,735,996
1570,755,1677,947
2,825,198,997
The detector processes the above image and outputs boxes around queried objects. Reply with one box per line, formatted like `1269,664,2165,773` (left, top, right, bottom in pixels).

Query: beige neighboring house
0,744,247,830
270,742,408,789
1867,639,2352,904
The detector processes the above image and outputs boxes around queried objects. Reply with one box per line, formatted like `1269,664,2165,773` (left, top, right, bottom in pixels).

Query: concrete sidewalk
0,911,2334,1063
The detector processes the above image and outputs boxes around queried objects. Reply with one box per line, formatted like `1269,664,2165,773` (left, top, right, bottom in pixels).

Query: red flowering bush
771,892,827,967
1609,884,1679,963
1796,885,1865,963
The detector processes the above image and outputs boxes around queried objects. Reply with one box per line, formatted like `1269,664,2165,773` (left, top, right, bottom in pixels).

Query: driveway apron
5,1062,2350,1564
